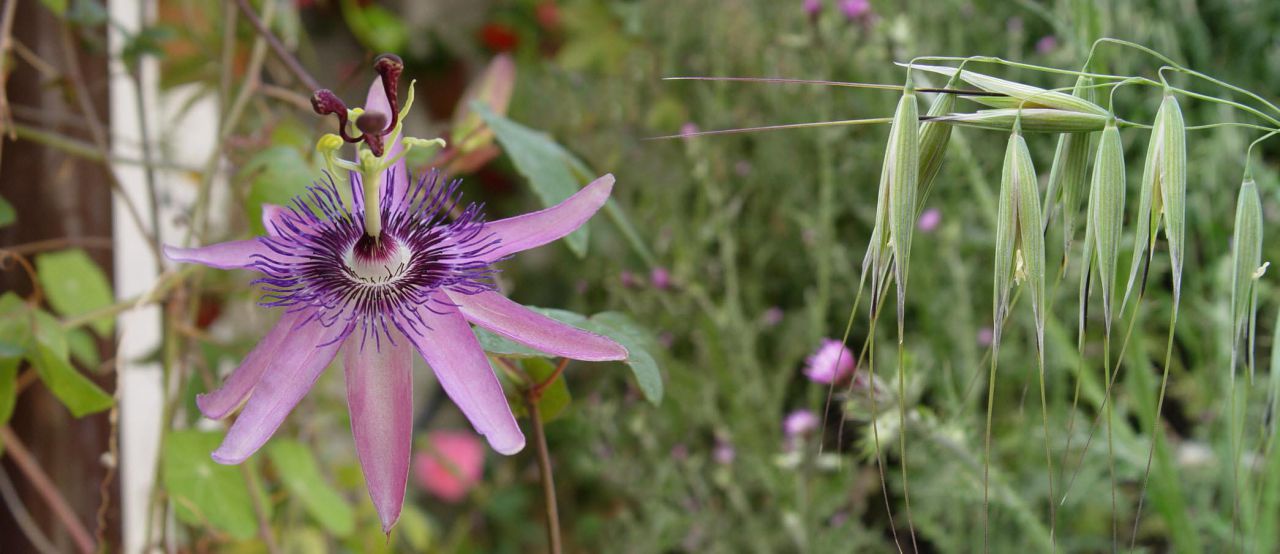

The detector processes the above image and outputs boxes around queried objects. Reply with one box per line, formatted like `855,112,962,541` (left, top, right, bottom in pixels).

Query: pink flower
804,339,855,384
713,440,735,465
650,267,671,290
165,57,629,533
839,0,871,21
917,207,941,232
620,270,640,288
1036,35,1059,55
762,307,784,327
783,409,820,437
680,122,700,138
413,431,485,503
803,0,822,17
978,327,994,347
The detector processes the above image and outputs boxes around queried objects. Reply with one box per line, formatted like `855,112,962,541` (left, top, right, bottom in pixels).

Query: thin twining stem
1090,38,1280,120
233,0,320,91
526,382,563,554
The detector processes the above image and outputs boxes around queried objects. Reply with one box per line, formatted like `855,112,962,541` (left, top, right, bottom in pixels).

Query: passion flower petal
448,289,628,361
196,309,310,419
164,240,274,271
210,319,348,464
405,299,525,455
478,173,614,262
344,328,414,534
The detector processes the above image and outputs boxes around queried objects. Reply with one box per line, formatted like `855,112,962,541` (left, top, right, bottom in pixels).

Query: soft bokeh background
3,0,1280,552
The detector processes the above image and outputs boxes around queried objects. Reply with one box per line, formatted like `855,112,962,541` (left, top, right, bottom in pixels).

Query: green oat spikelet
1122,93,1187,313
1042,76,1097,259
1086,119,1126,333
1230,174,1264,380
909,63,1108,115
887,87,921,326
927,108,1107,133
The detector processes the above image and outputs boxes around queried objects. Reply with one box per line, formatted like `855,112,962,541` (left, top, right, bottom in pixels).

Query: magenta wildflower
838,0,871,21
917,207,941,232
1036,35,1059,54
783,409,820,437
977,326,994,347
165,59,627,533
762,306,784,327
713,440,736,465
803,0,822,17
804,339,855,384
680,122,700,138
650,266,672,289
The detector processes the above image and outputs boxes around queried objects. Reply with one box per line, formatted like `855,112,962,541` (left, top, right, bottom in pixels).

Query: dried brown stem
233,0,321,91
0,425,96,554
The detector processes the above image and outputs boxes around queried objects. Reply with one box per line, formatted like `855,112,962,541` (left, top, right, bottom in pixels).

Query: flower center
347,234,410,283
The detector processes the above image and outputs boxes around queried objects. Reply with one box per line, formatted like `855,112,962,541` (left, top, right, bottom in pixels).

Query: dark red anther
311,89,361,143
310,54,406,157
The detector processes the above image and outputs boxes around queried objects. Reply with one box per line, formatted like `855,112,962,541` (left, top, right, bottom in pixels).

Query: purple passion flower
165,58,627,533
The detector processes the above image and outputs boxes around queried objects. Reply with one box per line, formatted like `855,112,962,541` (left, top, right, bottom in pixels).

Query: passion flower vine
164,55,627,533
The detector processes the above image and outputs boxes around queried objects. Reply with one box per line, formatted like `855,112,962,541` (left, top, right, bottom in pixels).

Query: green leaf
0,195,14,228
266,440,355,537
66,329,100,369
242,146,317,235
35,249,115,335
32,309,69,360
584,312,663,404
474,307,590,358
0,293,32,357
473,103,592,257
513,357,571,422
0,357,18,426
163,430,259,540
39,0,68,17
340,0,407,54
27,344,112,417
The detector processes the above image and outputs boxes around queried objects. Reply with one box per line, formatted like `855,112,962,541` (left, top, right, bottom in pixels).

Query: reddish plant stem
525,389,562,554
0,425,96,554
531,358,570,398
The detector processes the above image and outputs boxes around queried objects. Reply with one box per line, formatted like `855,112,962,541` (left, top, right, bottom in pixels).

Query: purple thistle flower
680,122,700,139
803,0,822,17
917,207,941,232
838,0,871,21
650,266,671,290
804,339,855,384
165,69,627,533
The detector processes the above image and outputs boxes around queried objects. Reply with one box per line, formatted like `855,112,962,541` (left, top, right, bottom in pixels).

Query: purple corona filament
251,170,501,349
